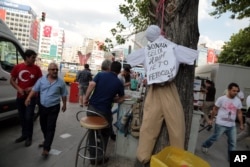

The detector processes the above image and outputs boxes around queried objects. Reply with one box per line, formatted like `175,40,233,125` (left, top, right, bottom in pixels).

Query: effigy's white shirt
127,36,198,85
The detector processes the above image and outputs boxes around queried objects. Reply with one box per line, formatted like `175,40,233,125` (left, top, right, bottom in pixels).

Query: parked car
63,69,79,84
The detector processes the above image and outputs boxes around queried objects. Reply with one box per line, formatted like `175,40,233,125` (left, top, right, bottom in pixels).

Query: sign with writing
145,39,176,85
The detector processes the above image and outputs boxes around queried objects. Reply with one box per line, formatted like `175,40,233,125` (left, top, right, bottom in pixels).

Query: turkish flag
43,25,52,37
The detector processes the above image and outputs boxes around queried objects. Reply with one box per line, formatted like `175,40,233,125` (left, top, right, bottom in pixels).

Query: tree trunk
135,0,200,166
154,0,200,152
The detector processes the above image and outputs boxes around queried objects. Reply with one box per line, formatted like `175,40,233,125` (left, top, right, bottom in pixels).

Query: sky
11,0,250,50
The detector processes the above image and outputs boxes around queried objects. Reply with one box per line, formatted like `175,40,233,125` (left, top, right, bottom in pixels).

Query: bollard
69,82,79,103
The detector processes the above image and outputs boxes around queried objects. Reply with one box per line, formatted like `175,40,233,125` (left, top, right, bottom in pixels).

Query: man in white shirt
202,82,244,160
127,25,198,164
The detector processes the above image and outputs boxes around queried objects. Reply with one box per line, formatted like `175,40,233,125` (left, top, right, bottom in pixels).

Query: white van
0,19,38,121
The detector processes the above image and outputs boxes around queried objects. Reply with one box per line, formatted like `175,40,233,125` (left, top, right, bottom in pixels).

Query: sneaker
201,146,208,154
15,136,27,143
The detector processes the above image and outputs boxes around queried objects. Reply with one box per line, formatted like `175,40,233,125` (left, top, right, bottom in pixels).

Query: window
0,41,23,73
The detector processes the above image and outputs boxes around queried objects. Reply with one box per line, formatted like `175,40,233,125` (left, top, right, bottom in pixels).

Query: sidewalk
0,99,249,167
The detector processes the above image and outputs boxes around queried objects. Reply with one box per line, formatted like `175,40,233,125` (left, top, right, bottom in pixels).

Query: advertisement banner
30,20,38,40
43,25,52,37
207,49,218,64
50,45,57,57
0,9,6,20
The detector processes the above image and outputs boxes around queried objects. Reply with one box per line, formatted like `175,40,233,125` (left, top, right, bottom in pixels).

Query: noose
156,0,177,37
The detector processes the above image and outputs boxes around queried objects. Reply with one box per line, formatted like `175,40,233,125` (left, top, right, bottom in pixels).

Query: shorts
79,85,88,96
202,101,214,115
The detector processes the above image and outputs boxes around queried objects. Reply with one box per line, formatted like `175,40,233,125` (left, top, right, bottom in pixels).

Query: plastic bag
150,146,210,167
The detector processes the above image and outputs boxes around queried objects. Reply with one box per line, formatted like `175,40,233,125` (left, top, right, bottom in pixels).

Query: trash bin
69,82,79,103
150,146,210,167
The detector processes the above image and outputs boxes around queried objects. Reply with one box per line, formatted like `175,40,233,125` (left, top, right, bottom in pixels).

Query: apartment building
0,0,65,63
38,19,65,62
0,0,39,52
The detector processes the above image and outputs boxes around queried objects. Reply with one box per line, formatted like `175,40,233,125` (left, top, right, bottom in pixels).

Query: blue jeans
16,97,36,139
202,124,236,157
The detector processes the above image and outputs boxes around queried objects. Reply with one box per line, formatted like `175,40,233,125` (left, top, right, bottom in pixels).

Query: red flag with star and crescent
43,25,52,37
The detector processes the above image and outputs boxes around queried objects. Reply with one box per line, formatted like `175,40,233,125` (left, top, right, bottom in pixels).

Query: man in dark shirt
83,61,125,164
76,64,92,107
201,80,216,130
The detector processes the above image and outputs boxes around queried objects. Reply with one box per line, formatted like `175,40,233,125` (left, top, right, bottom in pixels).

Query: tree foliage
218,27,250,66
104,0,152,51
210,0,250,19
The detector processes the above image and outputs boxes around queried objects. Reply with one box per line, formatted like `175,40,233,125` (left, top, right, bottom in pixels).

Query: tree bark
135,0,200,166
154,0,200,152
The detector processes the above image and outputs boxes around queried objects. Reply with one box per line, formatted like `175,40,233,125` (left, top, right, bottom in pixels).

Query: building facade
0,0,65,63
38,19,65,62
0,0,39,52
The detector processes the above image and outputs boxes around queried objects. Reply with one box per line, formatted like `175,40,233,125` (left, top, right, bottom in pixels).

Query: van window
0,41,23,73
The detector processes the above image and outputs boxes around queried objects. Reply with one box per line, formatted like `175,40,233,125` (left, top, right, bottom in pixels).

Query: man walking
10,49,42,147
200,80,216,131
202,82,244,159
25,63,68,157
77,64,92,107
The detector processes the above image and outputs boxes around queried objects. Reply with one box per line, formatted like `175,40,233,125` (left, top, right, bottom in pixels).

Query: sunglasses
49,68,59,71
